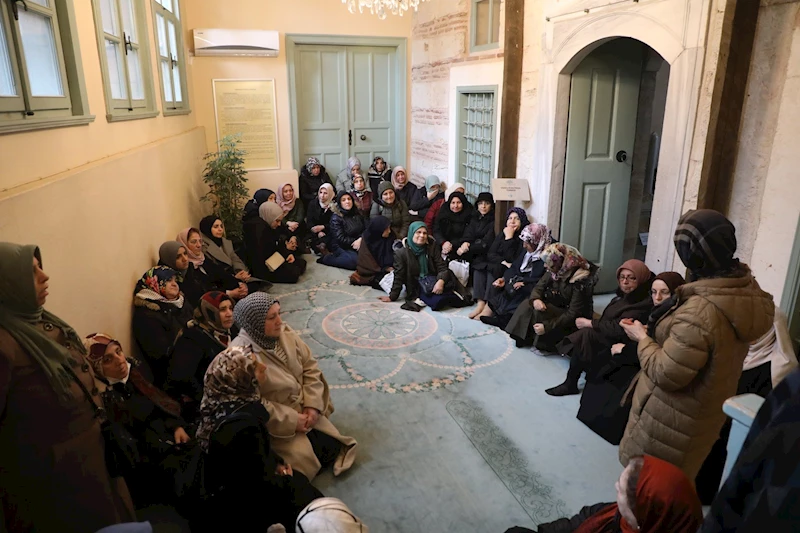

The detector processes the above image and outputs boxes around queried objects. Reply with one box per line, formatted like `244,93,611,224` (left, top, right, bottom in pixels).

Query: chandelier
342,0,428,19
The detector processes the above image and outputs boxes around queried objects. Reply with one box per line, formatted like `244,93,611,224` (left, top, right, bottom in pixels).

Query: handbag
379,270,407,299
419,275,442,295
64,365,140,478
448,259,470,286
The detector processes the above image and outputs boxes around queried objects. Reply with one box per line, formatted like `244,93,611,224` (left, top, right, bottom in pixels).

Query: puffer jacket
619,267,774,479
329,208,366,250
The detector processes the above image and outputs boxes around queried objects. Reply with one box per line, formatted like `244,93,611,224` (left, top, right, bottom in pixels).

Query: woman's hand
620,319,648,342
501,261,512,268
513,281,525,291
533,299,547,312
432,279,445,295
533,323,546,335
503,226,515,239
275,463,293,476
286,254,296,264
227,285,248,300
611,343,626,356
302,407,320,429
378,296,392,302
352,238,362,251
457,242,470,256
442,242,453,254
295,413,310,433
173,427,191,444
575,317,593,329
493,278,506,288
312,225,325,233
287,221,300,232
235,270,251,281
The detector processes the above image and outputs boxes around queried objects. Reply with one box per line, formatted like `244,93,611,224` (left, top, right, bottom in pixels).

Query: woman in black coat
305,183,336,255
391,166,427,217
243,201,306,284
166,291,238,423
158,240,244,308
457,192,496,318
318,191,366,271
132,266,194,387
486,207,530,279
434,191,473,262
194,346,323,533
298,157,332,209
176,228,245,304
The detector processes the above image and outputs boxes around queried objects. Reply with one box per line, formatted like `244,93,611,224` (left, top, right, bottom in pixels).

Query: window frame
456,85,498,203
469,0,501,53
151,0,190,116
91,0,158,122
0,0,93,134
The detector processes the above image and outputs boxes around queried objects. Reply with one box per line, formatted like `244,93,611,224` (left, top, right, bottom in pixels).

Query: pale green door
561,40,643,293
349,47,394,166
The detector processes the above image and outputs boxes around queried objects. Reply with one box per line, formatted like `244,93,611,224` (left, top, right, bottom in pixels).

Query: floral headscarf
520,223,553,260
541,243,590,282
305,156,322,174
278,183,297,213
506,207,530,229
177,228,205,267
134,266,185,308
197,291,233,333
195,345,262,451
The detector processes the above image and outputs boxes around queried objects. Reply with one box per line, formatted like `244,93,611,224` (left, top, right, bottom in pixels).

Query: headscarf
506,207,530,229
336,190,357,216
425,175,441,193
196,291,233,334
445,183,465,201
646,271,686,336
158,241,187,277
573,456,702,533
177,228,204,267
346,156,361,177
363,216,395,269
199,215,223,247
541,243,590,282
278,183,297,213
390,165,408,190
318,183,335,210
0,243,85,401
439,192,472,237
134,266,185,308
616,259,652,286
243,188,275,219
352,174,368,197
378,181,396,205
653,271,686,294
195,344,262,451
369,156,391,180
674,209,739,280
519,223,553,260
406,221,429,279
296,497,370,533
233,292,280,351
259,201,285,226
305,156,322,174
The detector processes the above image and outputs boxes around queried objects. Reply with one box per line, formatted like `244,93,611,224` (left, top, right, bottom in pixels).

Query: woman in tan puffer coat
619,209,774,479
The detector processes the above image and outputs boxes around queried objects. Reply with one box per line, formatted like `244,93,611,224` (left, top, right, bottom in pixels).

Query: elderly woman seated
229,293,358,481
336,156,362,193
371,182,411,239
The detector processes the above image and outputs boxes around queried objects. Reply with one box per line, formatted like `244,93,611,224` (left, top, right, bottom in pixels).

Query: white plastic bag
379,271,407,299
448,260,470,287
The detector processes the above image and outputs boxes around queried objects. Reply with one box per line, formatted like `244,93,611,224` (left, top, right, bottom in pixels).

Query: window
0,0,92,134
470,0,501,52
152,0,189,115
92,0,157,121
457,88,497,201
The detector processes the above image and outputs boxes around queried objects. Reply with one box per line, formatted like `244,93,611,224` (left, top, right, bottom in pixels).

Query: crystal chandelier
342,0,428,20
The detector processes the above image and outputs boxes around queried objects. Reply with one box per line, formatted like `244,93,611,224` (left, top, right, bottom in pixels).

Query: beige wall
184,0,413,194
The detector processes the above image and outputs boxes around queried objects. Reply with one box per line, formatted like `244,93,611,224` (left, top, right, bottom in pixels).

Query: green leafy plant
201,134,249,242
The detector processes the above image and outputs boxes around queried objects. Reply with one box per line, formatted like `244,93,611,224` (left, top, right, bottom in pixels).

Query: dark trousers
307,429,343,468
559,328,613,386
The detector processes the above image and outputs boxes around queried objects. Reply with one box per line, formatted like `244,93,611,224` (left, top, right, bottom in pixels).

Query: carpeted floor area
270,258,624,532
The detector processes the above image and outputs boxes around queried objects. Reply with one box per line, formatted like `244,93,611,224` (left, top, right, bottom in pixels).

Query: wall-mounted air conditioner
193,29,280,57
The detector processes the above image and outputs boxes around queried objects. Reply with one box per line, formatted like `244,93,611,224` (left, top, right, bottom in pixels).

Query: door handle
360,134,366,141
348,130,352,146
615,150,628,163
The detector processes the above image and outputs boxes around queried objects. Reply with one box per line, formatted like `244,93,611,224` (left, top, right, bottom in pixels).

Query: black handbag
419,275,453,295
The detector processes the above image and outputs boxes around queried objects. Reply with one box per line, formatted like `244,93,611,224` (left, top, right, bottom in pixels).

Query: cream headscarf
259,201,285,226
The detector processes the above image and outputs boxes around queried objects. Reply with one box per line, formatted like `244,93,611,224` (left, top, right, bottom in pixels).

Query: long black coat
305,201,334,231
487,230,524,278
172,262,237,309
487,249,547,318
433,207,472,250
298,165,332,208
396,184,427,212
460,210,496,270
329,210,366,251
132,298,194,388
242,216,305,283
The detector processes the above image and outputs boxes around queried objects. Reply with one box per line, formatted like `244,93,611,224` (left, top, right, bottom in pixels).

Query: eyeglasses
618,275,636,282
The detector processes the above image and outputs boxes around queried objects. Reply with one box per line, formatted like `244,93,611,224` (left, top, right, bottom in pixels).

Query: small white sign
491,179,531,201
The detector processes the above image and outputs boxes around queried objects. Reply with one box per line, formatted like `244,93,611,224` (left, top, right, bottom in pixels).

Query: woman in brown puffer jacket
619,209,774,479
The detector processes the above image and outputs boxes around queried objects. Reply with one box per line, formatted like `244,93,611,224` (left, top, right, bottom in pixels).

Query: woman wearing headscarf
578,272,685,445
318,191,366,271
245,201,306,284
487,207,530,280
433,191,473,262
351,173,373,217
278,183,307,243
198,216,250,280
176,228,244,304
505,243,597,349
336,156,362,193
305,183,336,255
618,209,774,480
545,259,655,397
505,455,703,533
0,243,135,533
299,157,332,209
479,223,552,329
158,240,205,307
370,182,412,239
166,291,238,423
350,215,395,287
242,189,276,270
195,345,323,532
85,333,190,508
132,266,194,387
418,175,444,221
424,181,467,233
379,222,471,311
229,293,358,481
242,188,276,222
367,156,391,193
390,165,426,217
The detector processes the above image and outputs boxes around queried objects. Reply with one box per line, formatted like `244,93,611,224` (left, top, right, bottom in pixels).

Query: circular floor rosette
275,280,514,394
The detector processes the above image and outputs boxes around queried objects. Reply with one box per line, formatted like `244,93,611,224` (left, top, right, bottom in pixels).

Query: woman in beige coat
619,210,774,479
230,292,357,480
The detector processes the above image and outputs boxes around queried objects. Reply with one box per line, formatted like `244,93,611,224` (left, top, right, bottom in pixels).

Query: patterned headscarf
306,157,322,174
197,291,233,333
674,209,739,280
177,228,205,267
259,201,285,226
390,166,408,190
195,345,262,451
519,223,553,260
134,266,185,308
84,332,123,377
369,156,390,180
278,183,297,213
233,292,280,350
506,207,530,230
541,243,590,282
158,241,187,277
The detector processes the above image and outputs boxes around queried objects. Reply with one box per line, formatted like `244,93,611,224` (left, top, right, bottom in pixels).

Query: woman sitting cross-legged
379,222,471,312
85,333,191,509
278,183,307,245
505,244,597,349
166,291,238,423
229,293,358,481
367,155,391,193
479,223,552,329
350,215,395,288
350,173,373,217
434,191,473,262
458,192,496,317
336,156,362,193
195,345,323,533
199,215,271,294
371,182,411,239
132,266,194,387
299,157,332,210
244,201,306,284
545,259,655,397
306,183,336,256
391,165,426,217
318,191,366,271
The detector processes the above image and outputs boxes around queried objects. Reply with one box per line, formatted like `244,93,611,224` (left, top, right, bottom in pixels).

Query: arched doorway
558,38,669,292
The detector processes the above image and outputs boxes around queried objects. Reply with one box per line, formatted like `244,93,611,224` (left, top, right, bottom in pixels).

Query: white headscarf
296,498,369,533
319,183,335,210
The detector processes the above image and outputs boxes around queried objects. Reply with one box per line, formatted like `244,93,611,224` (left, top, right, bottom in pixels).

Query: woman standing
433,191,473,262
0,243,135,533
306,183,336,255
318,191,366,271
299,157,332,209
371,182,411,239
619,209,774,479
351,173,373,217
351,215,395,287
336,156,362,193
367,156,391,193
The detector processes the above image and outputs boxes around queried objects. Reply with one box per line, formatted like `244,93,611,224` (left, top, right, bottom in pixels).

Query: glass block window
458,89,497,202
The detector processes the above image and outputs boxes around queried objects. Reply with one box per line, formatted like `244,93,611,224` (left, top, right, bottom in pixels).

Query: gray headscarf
259,201,285,226
158,241,186,275
233,292,280,350
347,156,361,175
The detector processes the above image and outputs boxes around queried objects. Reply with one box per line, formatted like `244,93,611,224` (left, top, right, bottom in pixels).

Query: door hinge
348,129,352,146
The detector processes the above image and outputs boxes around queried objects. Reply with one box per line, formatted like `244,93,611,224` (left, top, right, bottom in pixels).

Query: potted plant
201,134,249,243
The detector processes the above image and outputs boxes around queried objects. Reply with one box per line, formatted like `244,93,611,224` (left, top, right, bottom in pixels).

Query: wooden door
348,46,394,166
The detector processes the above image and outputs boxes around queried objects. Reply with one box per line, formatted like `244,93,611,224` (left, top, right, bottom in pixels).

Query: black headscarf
199,215,223,247
674,209,739,280
243,189,275,220
363,216,395,269
438,191,472,238
336,190,357,216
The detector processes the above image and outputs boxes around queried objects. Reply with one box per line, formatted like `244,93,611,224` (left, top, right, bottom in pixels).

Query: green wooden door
561,40,643,293
349,46,394,166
